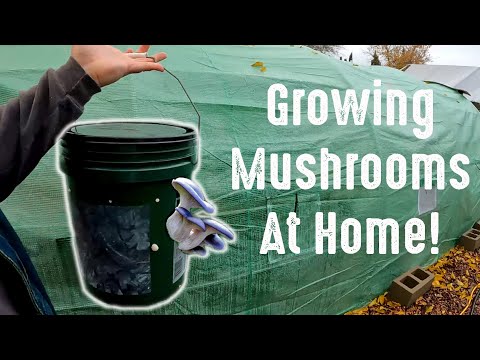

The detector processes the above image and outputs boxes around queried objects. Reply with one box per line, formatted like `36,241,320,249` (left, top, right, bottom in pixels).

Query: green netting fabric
1,45,480,314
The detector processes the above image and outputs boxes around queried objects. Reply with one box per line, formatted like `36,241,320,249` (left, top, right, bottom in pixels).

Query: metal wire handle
164,68,201,133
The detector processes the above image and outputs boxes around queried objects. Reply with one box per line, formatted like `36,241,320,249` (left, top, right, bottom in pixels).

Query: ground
346,246,480,315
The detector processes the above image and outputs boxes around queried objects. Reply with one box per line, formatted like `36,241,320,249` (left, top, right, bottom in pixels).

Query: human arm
0,45,166,202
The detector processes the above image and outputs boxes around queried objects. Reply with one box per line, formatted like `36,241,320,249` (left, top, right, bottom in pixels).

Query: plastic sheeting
1,45,480,314
403,64,480,103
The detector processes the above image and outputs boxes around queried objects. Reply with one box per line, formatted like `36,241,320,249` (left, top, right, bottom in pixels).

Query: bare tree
306,45,344,56
366,45,431,69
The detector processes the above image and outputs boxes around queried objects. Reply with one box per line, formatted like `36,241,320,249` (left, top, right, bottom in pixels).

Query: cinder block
459,229,480,251
387,267,434,307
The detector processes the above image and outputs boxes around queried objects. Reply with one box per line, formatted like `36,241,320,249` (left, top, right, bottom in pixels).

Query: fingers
150,52,167,62
131,46,166,62
133,52,167,62
127,61,165,74
126,51,167,75
133,58,157,62
137,45,150,53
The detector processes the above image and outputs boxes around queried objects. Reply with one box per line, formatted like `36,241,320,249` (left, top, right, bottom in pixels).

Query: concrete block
459,229,480,251
387,267,434,307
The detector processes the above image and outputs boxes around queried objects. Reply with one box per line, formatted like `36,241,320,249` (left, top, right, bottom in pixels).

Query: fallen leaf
345,244,480,316
389,300,399,306
251,61,264,67
260,66,267,72
346,308,368,315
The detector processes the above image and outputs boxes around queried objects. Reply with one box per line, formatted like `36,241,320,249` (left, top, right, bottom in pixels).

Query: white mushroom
172,178,215,213
166,207,206,245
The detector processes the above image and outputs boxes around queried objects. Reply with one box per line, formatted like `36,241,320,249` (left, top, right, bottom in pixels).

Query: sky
339,45,480,67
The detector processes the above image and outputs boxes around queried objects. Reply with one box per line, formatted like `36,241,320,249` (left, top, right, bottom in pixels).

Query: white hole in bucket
108,200,113,204
155,198,160,203
151,244,159,252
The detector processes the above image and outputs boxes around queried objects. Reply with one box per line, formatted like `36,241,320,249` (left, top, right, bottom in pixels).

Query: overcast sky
340,45,480,67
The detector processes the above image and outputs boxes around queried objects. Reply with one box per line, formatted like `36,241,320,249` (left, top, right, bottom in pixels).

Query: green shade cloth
1,45,479,314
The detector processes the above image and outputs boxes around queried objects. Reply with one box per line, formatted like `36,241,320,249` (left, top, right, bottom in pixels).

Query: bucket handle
164,68,201,133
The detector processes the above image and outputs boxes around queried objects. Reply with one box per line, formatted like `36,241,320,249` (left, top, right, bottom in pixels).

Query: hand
71,45,167,87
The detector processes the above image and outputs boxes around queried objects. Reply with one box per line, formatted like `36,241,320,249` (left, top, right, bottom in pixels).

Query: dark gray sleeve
0,57,101,202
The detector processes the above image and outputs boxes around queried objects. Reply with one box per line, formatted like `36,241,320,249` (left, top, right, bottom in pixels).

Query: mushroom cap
172,178,215,213
205,234,226,251
175,207,206,231
203,219,234,240
186,246,207,257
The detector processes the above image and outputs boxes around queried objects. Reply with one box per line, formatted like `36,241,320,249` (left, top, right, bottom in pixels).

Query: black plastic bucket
59,121,198,307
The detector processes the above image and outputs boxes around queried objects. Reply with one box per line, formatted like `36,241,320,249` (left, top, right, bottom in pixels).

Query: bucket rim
61,152,196,166
60,136,196,148
63,121,197,144
60,144,194,156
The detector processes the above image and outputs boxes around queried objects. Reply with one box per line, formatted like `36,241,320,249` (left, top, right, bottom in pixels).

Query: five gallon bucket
59,121,198,307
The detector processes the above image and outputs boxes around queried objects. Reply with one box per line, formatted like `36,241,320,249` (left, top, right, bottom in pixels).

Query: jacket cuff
55,57,101,107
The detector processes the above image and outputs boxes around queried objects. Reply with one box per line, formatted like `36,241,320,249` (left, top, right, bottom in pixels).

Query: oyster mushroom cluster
166,178,234,256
